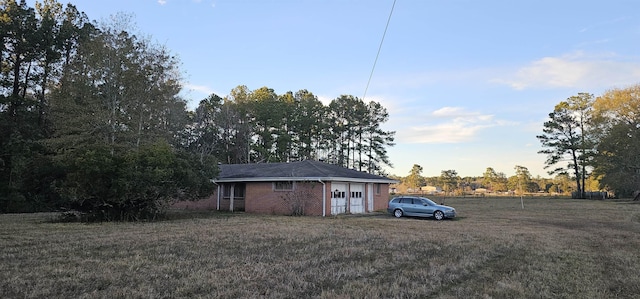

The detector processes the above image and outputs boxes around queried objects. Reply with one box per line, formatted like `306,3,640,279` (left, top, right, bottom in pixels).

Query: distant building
420,186,442,193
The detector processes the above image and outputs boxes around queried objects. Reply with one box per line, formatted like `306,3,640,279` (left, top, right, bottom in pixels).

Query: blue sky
48,0,640,178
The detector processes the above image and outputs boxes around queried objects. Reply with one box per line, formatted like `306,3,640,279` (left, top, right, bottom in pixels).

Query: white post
216,184,221,210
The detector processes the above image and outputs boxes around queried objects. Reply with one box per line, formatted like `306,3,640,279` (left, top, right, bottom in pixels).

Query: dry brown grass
1,198,640,298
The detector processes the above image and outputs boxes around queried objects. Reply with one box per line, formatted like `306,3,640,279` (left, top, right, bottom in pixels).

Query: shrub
58,141,217,221
281,188,316,216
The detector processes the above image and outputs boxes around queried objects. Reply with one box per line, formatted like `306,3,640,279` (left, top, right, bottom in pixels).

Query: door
411,197,436,216
349,184,364,214
331,183,347,215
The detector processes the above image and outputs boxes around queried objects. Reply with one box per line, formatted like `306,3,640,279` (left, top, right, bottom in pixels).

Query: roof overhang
213,176,398,184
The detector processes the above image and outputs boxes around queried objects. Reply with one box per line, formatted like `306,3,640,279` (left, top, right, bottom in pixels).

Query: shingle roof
215,160,396,183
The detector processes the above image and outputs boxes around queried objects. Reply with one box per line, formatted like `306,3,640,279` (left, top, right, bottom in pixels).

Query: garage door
331,183,347,215
350,184,364,214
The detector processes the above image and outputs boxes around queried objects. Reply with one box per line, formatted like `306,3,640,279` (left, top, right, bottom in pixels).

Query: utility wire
362,0,396,101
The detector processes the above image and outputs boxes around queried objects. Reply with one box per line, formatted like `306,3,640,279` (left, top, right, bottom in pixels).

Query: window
412,198,423,205
351,191,363,198
375,184,381,195
400,198,412,204
274,181,294,191
332,191,346,198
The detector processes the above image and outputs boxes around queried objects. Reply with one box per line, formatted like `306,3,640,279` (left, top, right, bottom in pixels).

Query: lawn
1,198,639,298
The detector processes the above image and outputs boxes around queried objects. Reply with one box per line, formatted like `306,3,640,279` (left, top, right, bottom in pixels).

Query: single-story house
420,185,443,193
211,160,398,216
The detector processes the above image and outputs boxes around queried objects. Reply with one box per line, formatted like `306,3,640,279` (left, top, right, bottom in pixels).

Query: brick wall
211,181,391,216
373,183,391,211
246,182,324,216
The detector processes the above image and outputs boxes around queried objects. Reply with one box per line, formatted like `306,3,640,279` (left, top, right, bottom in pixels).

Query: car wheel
434,210,445,220
393,209,403,218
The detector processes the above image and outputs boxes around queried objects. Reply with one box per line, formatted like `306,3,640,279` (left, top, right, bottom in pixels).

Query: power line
362,0,396,101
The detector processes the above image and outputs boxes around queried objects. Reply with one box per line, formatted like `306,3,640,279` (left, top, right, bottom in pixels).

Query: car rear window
399,198,412,204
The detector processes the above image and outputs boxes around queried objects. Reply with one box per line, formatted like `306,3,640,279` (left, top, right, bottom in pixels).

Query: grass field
2,197,640,298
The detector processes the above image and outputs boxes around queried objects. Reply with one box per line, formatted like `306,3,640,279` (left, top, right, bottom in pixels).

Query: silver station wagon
387,196,456,220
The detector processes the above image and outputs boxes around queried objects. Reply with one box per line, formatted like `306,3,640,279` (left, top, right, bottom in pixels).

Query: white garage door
350,184,364,214
331,183,347,215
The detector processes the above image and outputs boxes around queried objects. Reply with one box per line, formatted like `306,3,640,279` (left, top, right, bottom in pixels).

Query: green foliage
188,87,395,174
537,93,594,198
439,169,459,194
591,85,640,197
0,1,216,217
59,141,217,221
506,165,540,194
406,164,424,190
482,167,508,192
0,0,93,212
539,87,640,197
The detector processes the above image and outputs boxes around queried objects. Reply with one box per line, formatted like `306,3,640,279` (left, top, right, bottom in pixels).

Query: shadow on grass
45,209,246,223
369,212,464,222
396,216,463,222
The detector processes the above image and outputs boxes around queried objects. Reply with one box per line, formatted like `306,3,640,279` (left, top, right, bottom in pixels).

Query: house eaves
214,160,398,184
213,176,398,184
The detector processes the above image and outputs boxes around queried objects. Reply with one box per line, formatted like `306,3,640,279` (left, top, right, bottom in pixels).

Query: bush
280,187,317,216
58,141,217,221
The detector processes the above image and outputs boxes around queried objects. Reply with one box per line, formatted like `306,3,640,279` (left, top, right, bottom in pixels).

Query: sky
39,0,640,178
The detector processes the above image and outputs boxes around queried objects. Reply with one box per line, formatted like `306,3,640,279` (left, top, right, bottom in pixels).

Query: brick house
212,160,397,216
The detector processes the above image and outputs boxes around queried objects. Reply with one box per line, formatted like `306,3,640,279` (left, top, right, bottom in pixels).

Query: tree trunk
571,149,583,198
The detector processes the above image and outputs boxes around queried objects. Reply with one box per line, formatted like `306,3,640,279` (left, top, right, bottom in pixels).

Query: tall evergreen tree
537,93,593,198
363,101,394,174
439,169,459,195
406,164,424,190
290,89,326,161
249,86,282,162
0,0,74,212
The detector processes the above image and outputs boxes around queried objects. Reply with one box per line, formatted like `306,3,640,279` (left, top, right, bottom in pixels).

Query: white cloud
494,52,640,90
158,0,167,5
432,106,477,118
397,107,503,144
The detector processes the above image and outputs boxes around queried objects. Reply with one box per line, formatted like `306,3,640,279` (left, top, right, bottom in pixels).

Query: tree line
0,0,395,218
186,87,394,173
393,164,590,196
538,88,640,199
